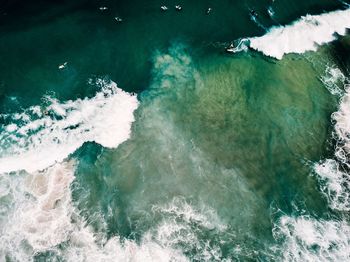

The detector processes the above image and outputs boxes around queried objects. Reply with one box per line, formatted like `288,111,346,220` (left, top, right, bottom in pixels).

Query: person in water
175,5,182,11
250,9,258,17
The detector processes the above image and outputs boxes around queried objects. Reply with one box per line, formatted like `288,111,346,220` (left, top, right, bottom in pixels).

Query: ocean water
0,0,350,261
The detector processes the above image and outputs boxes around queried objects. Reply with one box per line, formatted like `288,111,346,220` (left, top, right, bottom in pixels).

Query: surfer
175,5,182,11
250,9,258,18
226,43,235,53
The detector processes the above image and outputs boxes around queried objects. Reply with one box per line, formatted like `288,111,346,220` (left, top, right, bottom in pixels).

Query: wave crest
242,8,350,59
0,79,139,173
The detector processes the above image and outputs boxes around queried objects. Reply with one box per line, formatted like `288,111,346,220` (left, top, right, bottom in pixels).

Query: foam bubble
247,8,350,59
0,79,139,173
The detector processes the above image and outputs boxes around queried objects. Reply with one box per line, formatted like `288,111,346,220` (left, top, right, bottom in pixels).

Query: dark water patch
268,0,344,26
328,34,350,74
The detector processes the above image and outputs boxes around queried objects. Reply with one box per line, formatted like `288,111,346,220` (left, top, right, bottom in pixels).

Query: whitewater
0,78,138,173
235,8,350,59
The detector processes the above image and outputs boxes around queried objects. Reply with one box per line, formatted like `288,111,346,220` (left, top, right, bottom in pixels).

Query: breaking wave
233,8,350,59
0,79,139,173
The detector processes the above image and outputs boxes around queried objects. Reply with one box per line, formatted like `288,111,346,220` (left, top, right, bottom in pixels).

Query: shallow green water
70,45,336,260
0,0,349,261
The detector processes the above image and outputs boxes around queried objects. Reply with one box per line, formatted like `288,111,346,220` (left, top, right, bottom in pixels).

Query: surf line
226,8,350,59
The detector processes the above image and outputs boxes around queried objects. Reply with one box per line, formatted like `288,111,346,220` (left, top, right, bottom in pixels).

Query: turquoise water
0,0,350,261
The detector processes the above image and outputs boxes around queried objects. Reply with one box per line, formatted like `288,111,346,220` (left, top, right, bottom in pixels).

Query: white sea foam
0,79,138,173
152,197,227,232
312,93,350,210
64,233,188,262
0,162,76,260
0,162,189,262
312,67,350,210
247,8,350,59
274,216,350,261
151,197,228,261
0,162,228,261
315,68,350,211
64,196,227,262
314,159,350,211
320,66,347,96
332,86,350,154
